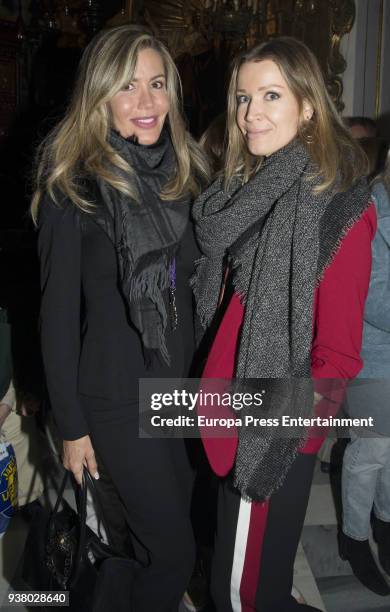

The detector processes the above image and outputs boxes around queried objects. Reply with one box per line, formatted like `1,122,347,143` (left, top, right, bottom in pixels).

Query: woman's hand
63,435,99,485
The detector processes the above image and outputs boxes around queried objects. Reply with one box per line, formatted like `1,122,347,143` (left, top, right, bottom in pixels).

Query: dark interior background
0,0,385,399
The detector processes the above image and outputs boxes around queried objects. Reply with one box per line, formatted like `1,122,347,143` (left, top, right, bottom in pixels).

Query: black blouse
38,198,199,440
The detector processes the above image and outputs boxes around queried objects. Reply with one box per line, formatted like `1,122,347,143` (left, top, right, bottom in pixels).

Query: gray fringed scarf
192,138,370,501
89,128,190,365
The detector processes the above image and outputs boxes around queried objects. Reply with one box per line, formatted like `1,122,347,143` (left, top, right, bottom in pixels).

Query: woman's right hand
63,435,99,485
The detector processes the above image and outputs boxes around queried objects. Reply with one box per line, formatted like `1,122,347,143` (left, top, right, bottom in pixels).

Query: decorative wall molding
141,0,356,120
328,0,356,111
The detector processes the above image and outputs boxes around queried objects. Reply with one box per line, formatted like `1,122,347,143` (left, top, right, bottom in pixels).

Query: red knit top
198,203,377,476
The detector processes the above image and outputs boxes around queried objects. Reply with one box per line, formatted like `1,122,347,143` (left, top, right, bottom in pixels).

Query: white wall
379,0,390,135
340,0,390,136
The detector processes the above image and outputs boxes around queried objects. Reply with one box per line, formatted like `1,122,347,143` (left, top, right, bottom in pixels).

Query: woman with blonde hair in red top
193,36,375,611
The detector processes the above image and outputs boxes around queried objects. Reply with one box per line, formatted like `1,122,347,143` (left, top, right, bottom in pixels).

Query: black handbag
22,468,140,611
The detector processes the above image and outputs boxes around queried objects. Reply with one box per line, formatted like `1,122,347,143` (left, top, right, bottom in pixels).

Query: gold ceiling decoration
328,0,356,110
142,0,356,111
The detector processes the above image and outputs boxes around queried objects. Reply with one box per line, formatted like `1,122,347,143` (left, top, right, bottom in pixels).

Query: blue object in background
0,437,18,536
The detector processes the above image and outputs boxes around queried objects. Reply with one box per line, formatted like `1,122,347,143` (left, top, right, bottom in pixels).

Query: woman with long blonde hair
34,24,209,610
193,37,375,611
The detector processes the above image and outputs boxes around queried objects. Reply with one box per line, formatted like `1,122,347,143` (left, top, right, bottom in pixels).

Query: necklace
169,258,178,331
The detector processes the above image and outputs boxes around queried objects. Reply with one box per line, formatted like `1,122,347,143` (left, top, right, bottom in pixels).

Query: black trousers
211,452,318,612
81,396,195,612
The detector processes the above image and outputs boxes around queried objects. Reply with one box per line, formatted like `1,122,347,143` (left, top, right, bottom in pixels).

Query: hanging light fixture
204,0,267,36
293,0,320,15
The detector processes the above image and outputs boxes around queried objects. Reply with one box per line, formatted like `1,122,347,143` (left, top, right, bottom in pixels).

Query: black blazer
38,197,198,440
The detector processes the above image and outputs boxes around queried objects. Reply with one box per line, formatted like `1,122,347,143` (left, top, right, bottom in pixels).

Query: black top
38,198,199,440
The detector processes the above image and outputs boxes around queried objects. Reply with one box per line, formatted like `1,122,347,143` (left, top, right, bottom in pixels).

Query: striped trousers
210,453,320,612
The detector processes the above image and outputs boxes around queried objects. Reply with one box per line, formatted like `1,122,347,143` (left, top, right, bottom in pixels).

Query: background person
345,116,388,179
0,306,44,516
340,148,390,596
344,116,378,140
1,380,44,510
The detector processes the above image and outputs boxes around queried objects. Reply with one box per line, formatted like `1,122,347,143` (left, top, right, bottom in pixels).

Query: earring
301,120,314,144
303,132,314,144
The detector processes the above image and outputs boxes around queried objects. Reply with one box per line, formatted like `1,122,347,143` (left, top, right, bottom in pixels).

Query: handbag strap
73,465,140,589
50,468,119,555
74,470,88,572
51,469,71,515
80,468,117,547
74,467,126,568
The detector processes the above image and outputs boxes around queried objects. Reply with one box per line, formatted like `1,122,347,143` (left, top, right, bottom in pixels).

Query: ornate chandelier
204,0,266,35
205,0,266,12
203,0,321,35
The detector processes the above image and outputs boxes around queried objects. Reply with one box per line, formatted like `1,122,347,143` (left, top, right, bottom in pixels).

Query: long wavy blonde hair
31,25,210,222
225,37,368,193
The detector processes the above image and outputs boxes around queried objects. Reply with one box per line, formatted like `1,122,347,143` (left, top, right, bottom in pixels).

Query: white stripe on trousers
230,497,252,612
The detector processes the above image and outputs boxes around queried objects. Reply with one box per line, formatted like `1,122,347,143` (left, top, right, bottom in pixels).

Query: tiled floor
2,457,390,611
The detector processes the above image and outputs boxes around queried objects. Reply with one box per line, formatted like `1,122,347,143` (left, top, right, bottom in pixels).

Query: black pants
211,452,317,612
81,396,195,612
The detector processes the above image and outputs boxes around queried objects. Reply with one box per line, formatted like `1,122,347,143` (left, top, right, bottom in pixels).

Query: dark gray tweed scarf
90,128,190,365
192,138,370,501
